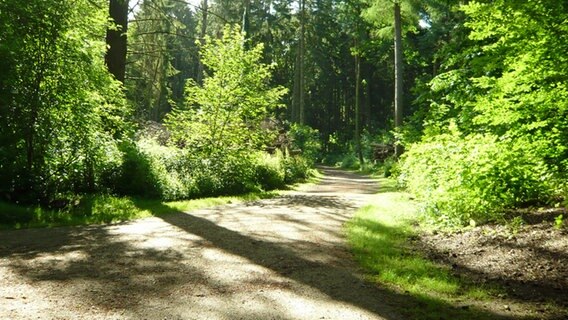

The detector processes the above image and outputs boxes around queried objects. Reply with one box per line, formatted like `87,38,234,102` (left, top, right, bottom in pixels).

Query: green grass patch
346,178,499,319
0,191,277,230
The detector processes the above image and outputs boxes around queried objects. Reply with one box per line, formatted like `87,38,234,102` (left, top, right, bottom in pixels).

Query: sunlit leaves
166,26,287,156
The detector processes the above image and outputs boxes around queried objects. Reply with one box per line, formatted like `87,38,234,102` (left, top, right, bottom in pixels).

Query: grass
0,192,276,230
346,177,499,319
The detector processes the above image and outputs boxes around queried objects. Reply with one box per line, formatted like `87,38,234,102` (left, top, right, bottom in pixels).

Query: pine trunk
393,1,404,157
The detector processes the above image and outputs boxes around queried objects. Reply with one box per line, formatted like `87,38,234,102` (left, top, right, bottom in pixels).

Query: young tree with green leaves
0,0,130,204
166,26,287,156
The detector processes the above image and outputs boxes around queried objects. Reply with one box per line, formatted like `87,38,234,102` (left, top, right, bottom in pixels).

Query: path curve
0,167,402,320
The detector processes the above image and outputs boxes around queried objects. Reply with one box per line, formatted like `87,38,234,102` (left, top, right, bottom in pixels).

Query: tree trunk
105,0,129,83
196,0,208,84
298,0,305,124
393,1,404,157
242,0,251,38
355,44,364,166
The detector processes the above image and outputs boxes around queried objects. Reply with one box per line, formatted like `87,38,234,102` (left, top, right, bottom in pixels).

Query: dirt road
0,167,403,320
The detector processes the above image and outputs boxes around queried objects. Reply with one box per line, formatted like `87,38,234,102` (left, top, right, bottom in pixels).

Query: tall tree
363,0,420,155
393,1,403,156
0,0,130,203
106,0,129,82
196,0,208,84
292,0,306,124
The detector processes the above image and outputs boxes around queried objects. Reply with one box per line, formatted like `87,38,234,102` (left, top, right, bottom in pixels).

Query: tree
363,0,420,156
393,1,403,156
126,0,199,121
196,0,208,84
166,26,287,155
0,0,130,203
106,0,129,82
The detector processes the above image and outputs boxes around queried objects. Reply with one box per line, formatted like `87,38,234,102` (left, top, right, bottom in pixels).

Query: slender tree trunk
291,0,305,124
393,1,404,157
292,48,300,122
355,44,364,166
298,0,305,124
242,0,251,38
197,0,208,84
364,67,371,127
105,0,129,83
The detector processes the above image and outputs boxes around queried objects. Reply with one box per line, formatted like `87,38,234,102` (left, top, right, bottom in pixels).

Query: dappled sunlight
0,169,521,319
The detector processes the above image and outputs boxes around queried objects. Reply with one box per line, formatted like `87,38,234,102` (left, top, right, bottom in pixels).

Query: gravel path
0,167,402,320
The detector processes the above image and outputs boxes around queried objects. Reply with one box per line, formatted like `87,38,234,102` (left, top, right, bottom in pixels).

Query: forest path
0,167,403,320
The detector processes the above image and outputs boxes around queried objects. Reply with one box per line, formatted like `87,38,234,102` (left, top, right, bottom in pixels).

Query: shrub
254,152,286,191
110,139,189,200
400,129,554,226
340,154,360,170
288,124,321,164
283,156,311,184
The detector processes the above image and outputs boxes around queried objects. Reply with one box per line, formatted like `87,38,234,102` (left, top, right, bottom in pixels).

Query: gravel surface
0,167,402,320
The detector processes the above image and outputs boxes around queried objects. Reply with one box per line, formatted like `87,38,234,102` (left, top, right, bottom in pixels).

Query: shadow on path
0,168,527,319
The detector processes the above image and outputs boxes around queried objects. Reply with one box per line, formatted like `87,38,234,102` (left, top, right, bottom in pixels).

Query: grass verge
346,178,500,320
0,192,276,230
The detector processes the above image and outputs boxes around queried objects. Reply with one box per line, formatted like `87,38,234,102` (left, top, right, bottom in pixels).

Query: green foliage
398,0,568,227
254,152,286,191
347,181,495,319
282,156,311,184
554,214,564,230
111,139,189,200
288,124,321,164
340,154,361,170
0,0,130,203
400,126,555,226
166,25,287,155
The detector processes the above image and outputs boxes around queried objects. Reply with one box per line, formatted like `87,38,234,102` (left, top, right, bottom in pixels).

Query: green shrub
106,136,312,201
108,139,190,201
400,129,554,226
289,124,322,164
340,154,360,170
283,156,311,184
254,152,286,190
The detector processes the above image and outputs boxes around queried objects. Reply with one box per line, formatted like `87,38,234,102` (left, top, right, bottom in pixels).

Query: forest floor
416,210,568,318
0,167,566,319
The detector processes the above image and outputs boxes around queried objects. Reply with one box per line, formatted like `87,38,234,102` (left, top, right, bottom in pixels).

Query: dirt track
0,167,408,320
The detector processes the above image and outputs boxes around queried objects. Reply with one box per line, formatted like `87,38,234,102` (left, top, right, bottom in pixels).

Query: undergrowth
0,192,276,230
346,178,500,319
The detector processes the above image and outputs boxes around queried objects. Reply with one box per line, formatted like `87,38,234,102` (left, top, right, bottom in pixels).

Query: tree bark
242,0,251,38
105,0,129,83
196,0,208,84
298,0,305,124
393,1,404,157
355,43,364,166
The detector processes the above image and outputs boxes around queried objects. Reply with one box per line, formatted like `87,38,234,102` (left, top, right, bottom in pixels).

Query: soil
0,167,566,319
416,209,568,319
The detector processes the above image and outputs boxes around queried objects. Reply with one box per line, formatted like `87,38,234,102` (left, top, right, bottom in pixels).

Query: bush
340,154,360,170
105,135,314,201
400,129,554,226
254,152,286,191
283,156,311,184
289,124,321,164
109,139,190,200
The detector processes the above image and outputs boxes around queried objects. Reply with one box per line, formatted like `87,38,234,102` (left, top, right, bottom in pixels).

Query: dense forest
0,0,567,227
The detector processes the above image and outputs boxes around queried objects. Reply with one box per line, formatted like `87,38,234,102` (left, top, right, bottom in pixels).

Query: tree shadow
136,200,524,320
417,229,568,315
0,167,535,319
